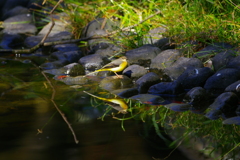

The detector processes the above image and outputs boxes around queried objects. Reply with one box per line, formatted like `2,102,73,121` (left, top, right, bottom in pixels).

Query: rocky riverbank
0,1,240,159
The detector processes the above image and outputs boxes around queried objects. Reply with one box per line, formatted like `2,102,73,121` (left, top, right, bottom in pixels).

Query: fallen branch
0,9,163,54
40,69,79,144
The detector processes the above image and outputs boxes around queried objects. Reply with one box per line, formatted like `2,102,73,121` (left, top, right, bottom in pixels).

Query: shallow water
0,58,190,160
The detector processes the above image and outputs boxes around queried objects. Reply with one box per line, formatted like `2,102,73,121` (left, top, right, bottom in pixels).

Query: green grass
45,0,239,50
42,0,240,158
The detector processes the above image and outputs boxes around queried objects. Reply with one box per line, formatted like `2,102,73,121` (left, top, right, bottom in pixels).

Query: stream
0,57,190,160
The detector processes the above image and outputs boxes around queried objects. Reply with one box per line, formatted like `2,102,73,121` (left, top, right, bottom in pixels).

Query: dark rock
164,57,204,80
1,0,29,19
225,80,240,97
111,88,139,98
183,87,213,113
183,87,207,104
223,116,240,125
67,63,85,77
205,92,238,120
87,30,112,50
153,37,175,50
135,72,161,93
94,45,122,57
51,51,69,64
130,94,165,105
78,54,108,72
2,6,29,20
39,61,64,70
149,69,172,82
177,67,214,89
126,45,161,66
193,42,233,62
51,50,82,65
25,31,73,48
123,64,147,79
99,75,133,91
3,14,37,35
212,50,236,71
52,43,80,52
150,49,181,70
44,63,85,76
148,81,184,96
0,33,26,49
204,68,240,94
236,105,240,116
226,55,240,69
81,18,119,38
143,27,168,45
38,12,71,37
63,50,82,63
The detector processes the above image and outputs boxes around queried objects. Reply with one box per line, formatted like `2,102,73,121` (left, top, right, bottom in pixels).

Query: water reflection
0,90,189,160
0,58,190,160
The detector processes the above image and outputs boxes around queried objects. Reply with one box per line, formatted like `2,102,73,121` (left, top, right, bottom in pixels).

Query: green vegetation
96,97,240,159
42,0,240,159
46,0,239,49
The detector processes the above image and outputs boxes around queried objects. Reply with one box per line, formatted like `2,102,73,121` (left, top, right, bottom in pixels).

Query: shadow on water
0,58,190,160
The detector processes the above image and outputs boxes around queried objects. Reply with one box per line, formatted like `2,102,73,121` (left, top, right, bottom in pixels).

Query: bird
87,56,128,78
83,91,128,114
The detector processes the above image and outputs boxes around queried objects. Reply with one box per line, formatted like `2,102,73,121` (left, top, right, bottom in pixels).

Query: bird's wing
101,57,125,69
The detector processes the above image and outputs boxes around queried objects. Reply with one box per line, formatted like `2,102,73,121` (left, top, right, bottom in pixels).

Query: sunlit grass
42,0,240,158
45,0,239,49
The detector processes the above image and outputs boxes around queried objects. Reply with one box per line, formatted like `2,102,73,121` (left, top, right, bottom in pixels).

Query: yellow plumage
88,56,128,78
83,91,128,114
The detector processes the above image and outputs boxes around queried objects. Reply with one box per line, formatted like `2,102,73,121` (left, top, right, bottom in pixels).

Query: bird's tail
83,91,107,101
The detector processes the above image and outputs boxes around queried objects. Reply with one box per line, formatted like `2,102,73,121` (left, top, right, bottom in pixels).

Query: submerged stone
165,103,191,112
205,92,238,120
99,75,133,91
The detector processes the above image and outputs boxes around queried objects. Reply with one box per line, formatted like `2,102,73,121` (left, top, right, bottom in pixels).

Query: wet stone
99,75,133,91
56,76,89,85
111,88,139,98
193,42,233,62
130,94,165,105
222,116,240,125
150,49,181,70
204,68,240,94
165,103,191,112
164,57,204,80
126,45,161,66
123,64,148,79
135,72,161,94
39,61,64,70
226,55,240,69
148,81,184,96
177,67,214,89
78,54,108,71
211,50,236,71
225,80,240,97
183,87,207,104
205,92,238,120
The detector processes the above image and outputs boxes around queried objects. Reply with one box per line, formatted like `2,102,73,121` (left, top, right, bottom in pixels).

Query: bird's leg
114,72,122,78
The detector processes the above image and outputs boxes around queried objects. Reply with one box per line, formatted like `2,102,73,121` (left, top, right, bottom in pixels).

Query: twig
0,10,163,54
36,0,79,144
40,70,79,144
